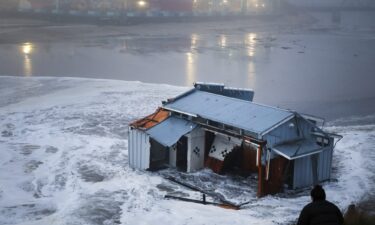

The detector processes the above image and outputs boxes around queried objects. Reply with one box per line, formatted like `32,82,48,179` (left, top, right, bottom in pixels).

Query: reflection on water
186,52,196,86
23,56,32,77
191,33,199,51
245,33,257,87
120,40,127,53
21,43,34,76
245,33,257,57
218,35,227,49
1,11,374,121
186,34,199,85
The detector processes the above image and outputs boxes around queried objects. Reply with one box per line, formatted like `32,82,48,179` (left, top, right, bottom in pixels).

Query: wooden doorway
176,136,188,172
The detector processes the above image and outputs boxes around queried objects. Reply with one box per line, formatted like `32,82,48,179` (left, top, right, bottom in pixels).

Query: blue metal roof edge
162,106,198,117
272,146,325,160
162,88,196,105
185,90,292,113
194,82,225,88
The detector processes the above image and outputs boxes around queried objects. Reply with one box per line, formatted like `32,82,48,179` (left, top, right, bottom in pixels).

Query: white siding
187,128,205,172
128,127,150,170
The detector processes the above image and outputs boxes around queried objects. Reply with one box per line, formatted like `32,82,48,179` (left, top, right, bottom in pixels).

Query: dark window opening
176,136,188,172
221,144,258,177
149,138,169,171
283,160,295,189
316,136,330,147
222,146,245,175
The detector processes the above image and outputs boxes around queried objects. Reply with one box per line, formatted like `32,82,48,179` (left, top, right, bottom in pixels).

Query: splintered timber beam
164,175,240,209
165,175,201,192
164,195,240,210
257,145,264,197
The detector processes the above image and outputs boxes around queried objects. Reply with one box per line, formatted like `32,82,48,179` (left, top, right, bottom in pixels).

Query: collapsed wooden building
128,83,340,197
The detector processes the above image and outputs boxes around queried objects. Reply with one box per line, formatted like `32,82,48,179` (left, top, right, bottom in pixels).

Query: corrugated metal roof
146,116,197,147
272,139,324,160
163,90,293,136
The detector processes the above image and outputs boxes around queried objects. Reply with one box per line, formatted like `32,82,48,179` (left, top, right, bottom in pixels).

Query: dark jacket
297,200,344,225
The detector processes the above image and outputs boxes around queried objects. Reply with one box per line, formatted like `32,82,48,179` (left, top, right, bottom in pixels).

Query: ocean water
0,76,374,225
1,11,375,120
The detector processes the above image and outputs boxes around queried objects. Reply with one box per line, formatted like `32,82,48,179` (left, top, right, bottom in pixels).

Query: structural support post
257,145,264,197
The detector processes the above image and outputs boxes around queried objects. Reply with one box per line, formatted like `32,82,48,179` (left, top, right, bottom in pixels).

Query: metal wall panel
266,117,316,157
265,118,299,148
293,146,333,189
293,155,314,189
128,128,150,170
265,116,333,189
318,146,333,181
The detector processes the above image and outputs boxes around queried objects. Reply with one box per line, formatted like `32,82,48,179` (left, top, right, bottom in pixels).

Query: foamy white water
0,76,373,225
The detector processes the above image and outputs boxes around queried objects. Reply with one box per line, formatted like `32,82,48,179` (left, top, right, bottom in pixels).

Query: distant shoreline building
11,0,277,17
284,0,375,8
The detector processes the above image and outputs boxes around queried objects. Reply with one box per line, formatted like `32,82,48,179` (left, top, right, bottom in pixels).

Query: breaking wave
0,76,373,225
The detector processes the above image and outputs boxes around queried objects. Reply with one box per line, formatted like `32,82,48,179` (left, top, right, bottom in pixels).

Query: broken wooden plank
164,195,239,210
163,175,241,209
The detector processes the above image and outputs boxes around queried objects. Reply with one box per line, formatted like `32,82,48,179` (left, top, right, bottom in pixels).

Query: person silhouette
297,185,344,225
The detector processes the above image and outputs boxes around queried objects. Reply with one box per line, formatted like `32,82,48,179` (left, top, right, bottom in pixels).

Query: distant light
255,4,259,8
219,35,227,48
137,0,147,7
262,3,265,7
193,0,198,3
246,33,257,57
22,42,33,55
222,0,228,4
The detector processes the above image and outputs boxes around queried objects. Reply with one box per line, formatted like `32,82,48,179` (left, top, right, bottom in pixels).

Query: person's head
310,185,326,202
